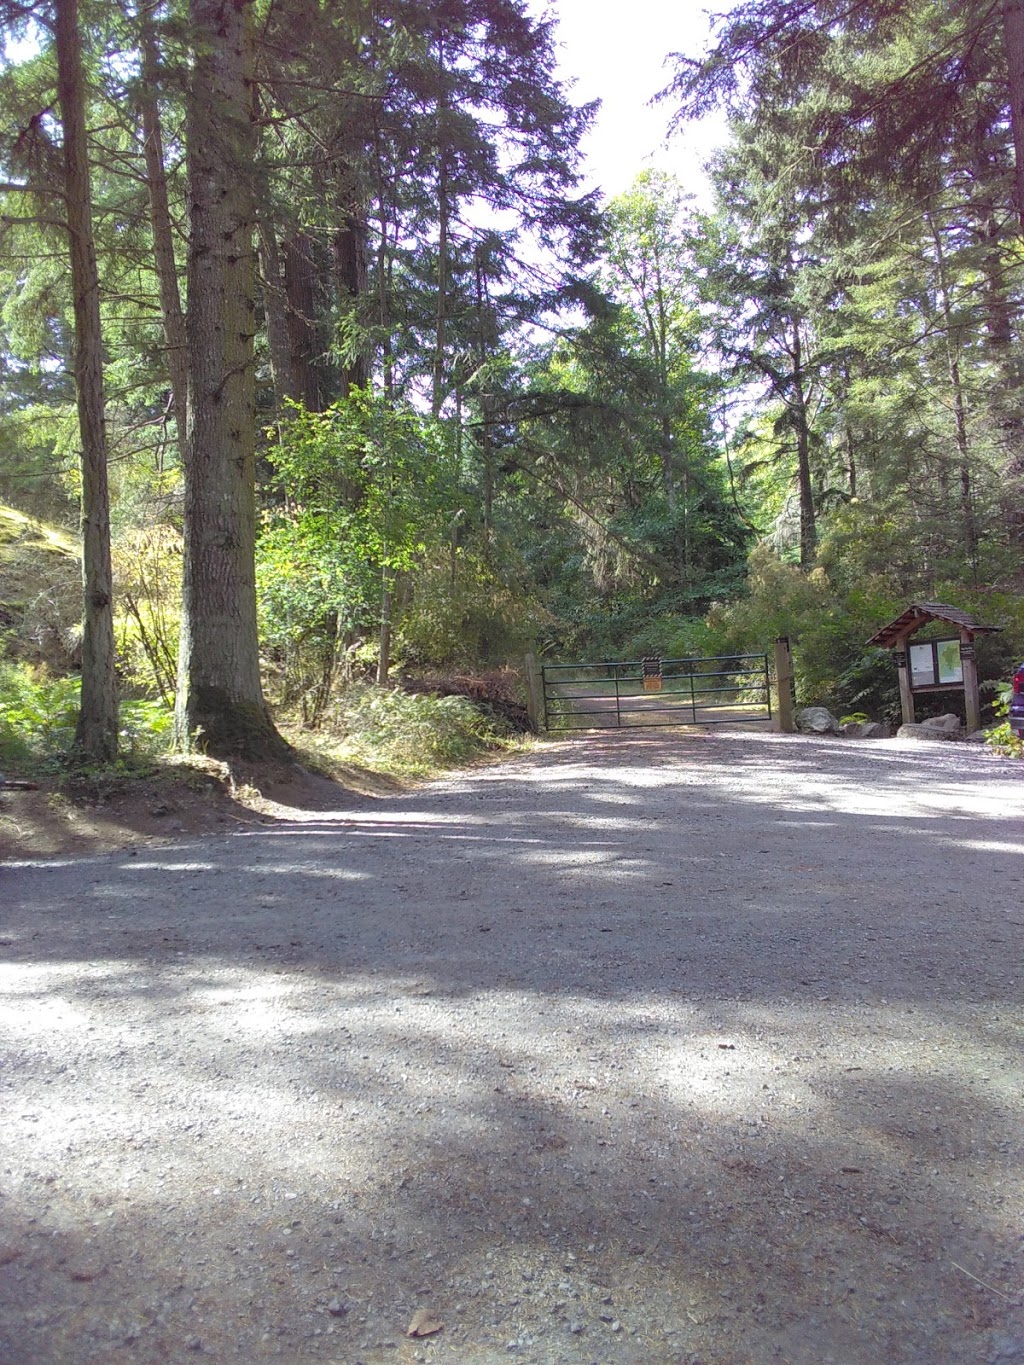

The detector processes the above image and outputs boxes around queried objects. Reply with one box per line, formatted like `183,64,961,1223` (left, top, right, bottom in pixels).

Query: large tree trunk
432,33,450,419
284,230,328,411
1004,0,1024,231
257,215,300,410
55,0,118,763
929,215,980,576
174,0,287,759
334,203,369,394
139,8,187,463
790,323,817,567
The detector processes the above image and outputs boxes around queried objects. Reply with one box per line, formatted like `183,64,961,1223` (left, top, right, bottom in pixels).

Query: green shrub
0,660,80,766
0,658,173,770
328,682,511,775
702,545,901,714
985,681,1024,758
398,553,550,668
112,525,183,705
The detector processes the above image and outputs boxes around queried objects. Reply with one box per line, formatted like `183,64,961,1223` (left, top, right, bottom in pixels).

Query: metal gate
541,653,772,731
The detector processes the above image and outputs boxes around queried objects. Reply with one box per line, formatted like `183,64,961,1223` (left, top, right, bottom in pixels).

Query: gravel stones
2,729,1023,1363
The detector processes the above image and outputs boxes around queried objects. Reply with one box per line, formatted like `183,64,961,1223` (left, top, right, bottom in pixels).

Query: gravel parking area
2,729,1024,1364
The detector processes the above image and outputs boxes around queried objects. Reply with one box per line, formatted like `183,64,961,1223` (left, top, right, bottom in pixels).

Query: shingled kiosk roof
866,601,1000,649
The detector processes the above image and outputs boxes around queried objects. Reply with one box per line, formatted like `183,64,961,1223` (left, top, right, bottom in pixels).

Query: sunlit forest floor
3,729,1023,1363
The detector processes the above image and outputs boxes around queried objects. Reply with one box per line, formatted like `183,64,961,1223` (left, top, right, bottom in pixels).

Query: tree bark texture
790,323,817,567
55,0,119,763
334,205,369,394
1004,0,1024,231
257,216,300,409
432,35,450,419
284,230,329,411
175,0,286,758
139,9,188,463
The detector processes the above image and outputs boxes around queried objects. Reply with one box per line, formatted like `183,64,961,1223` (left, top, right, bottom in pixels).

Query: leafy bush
326,682,511,775
113,525,183,704
118,698,175,760
0,659,80,766
985,681,1024,758
702,545,901,714
398,552,550,668
0,658,173,770
257,513,373,719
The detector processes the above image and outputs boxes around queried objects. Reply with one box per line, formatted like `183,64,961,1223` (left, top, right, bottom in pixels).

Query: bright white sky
530,0,730,206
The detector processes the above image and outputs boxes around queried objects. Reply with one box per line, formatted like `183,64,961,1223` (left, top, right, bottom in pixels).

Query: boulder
923,713,963,733
897,721,961,741
796,706,841,735
840,721,888,738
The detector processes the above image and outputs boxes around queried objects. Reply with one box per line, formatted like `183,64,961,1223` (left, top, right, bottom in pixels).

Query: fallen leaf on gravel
840,1167,864,1174
69,1264,100,1282
536,1134,568,1151
407,1307,444,1337
717,1043,736,1050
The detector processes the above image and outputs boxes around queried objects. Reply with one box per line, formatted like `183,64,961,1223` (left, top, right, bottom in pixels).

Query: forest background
2,0,1024,778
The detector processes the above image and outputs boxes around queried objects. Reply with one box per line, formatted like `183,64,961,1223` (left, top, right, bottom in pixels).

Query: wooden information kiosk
866,602,999,733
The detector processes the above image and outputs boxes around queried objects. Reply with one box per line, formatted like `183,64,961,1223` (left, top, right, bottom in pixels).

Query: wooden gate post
893,627,916,727
960,628,981,733
524,652,543,732
773,636,796,733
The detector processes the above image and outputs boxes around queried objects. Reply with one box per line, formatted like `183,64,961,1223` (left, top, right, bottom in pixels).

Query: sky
530,0,730,206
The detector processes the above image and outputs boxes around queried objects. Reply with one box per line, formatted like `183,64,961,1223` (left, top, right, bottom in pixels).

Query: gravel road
2,729,1024,1365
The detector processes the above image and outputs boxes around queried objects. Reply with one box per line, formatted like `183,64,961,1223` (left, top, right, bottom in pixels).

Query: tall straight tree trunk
432,32,450,418
139,7,187,463
55,0,118,763
1004,0,1024,231
257,216,299,410
333,202,369,394
790,322,817,567
929,216,980,576
284,231,326,411
175,0,286,758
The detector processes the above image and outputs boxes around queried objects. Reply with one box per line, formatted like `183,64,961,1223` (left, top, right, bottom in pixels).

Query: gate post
524,652,543,733
773,636,796,733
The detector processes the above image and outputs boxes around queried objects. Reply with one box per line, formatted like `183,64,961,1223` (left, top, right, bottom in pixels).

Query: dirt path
2,729,1023,1364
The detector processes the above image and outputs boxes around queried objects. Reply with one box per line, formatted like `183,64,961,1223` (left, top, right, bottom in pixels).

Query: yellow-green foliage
398,552,552,667
705,544,901,710
0,504,81,667
112,525,183,703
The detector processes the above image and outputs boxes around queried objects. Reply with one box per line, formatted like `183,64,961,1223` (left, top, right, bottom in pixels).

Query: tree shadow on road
2,730,1023,1363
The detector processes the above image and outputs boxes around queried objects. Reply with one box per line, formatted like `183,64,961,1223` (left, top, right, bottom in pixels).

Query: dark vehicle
1010,664,1024,736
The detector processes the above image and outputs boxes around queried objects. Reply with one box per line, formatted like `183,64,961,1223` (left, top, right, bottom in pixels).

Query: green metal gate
541,654,772,731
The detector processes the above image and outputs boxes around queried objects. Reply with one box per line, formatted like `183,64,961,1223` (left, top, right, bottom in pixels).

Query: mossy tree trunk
174,0,288,760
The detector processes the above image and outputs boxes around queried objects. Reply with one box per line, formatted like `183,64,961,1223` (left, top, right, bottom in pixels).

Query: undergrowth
0,659,173,773
985,681,1024,758
294,682,521,778
2,654,523,787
